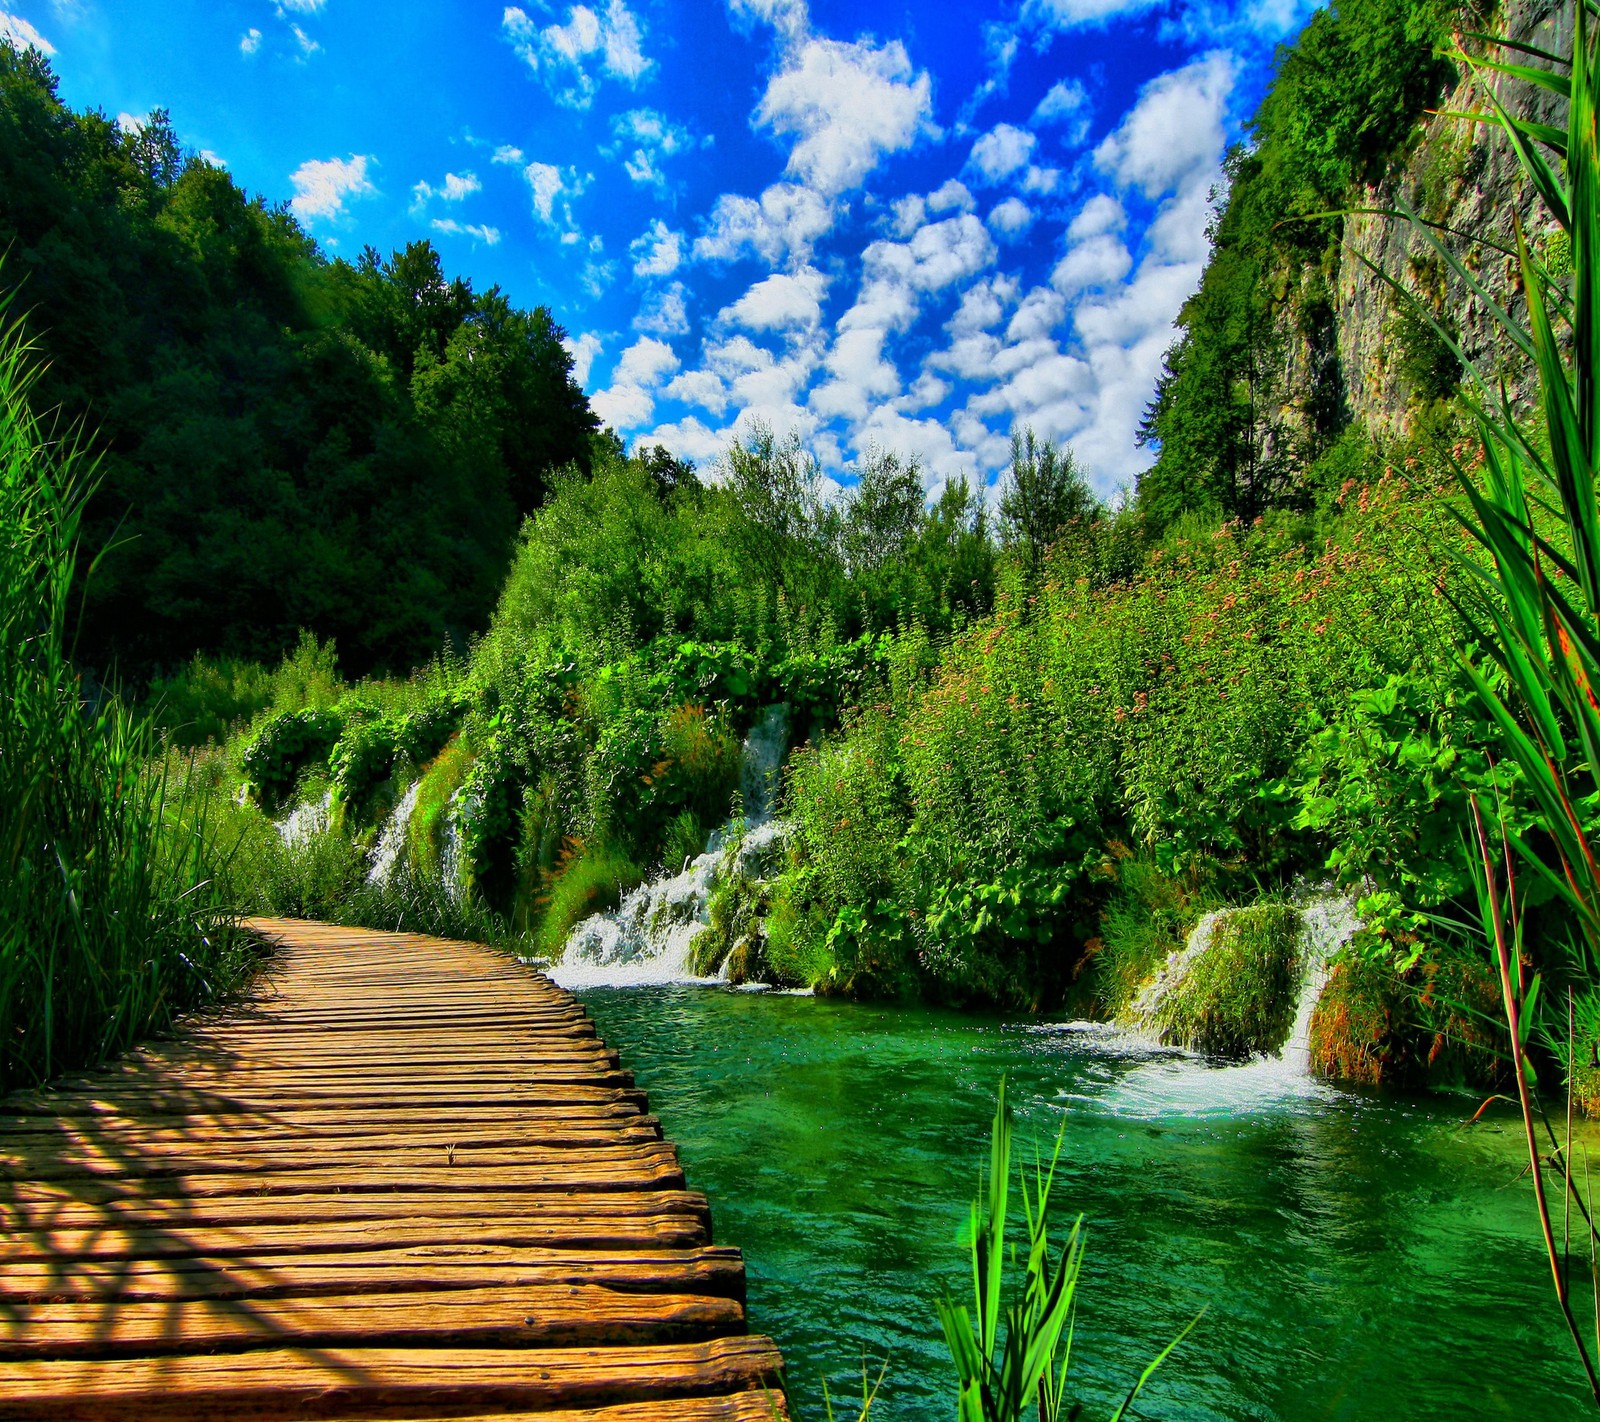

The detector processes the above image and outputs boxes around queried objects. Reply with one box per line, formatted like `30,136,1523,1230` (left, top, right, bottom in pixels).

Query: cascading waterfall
276,790,332,847
548,705,790,989
367,781,421,886
1126,891,1362,1078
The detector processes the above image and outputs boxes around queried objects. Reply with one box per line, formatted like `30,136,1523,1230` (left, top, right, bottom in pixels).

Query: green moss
409,734,473,877
763,877,835,987
1309,947,1506,1089
1095,851,1222,1020
1151,905,1302,1058
691,866,769,980
539,841,642,961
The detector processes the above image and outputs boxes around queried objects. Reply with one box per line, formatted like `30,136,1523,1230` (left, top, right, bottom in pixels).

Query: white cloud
967,123,1036,185
720,266,828,333
1093,50,1234,198
522,161,589,238
279,0,325,11
563,332,602,386
638,413,730,465
889,179,975,239
582,259,617,298
635,282,690,335
987,197,1033,238
502,0,652,109
289,154,375,223
695,181,835,266
115,112,144,134
198,148,227,168
291,23,319,56
493,144,524,165
727,0,808,40
664,367,730,414
591,336,681,431
1068,193,1126,241
431,218,501,245
756,35,936,196
1024,0,1163,28
1,11,53,52
630,219,683,277
239,27,262,55
615,336,680,387
611,108,691,189
412,171,481,210
1033,78,1089,127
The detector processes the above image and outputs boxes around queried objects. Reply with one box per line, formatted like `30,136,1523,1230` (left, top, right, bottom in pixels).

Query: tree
998,429,1097,574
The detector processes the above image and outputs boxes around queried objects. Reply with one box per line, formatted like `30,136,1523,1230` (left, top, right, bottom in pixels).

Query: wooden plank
0,1336,788,1420
0,1285,744,1357
0,1210,711,1262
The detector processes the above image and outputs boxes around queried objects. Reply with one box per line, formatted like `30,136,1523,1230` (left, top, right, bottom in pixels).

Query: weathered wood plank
0,1337,788,1420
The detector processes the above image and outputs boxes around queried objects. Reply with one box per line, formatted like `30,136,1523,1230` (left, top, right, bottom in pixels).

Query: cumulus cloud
635,282,691,336
1093,50,1234,198
630,219,683,277
889,179,975,238
1023,0,1163,28
756,35,937,196
695,181,835,266
289,154,375,223
563,332,603,386
1,10,52,51
727,0,808,41
1031,78,1091,143
719,266,828,334
610,108,692,189
411,171,481,210
967,123,1036,185
638,413,730,465
502,0,651,109
522,161,589,239
987,197,1033,238
492,144,524,165
591,336,681,431
430,218,501,245
239,27,262,54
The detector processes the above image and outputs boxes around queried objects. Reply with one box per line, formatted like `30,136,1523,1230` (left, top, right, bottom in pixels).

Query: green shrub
327,713,401,822
1147,905,1303,1058
145,654,275,747
537,840,642,960
1095,851,1222,1020
242,707,345,809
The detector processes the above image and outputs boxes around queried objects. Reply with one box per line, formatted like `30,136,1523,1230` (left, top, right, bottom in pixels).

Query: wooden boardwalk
0,919,787,1419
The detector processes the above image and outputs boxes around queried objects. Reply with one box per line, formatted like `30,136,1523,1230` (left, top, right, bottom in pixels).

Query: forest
8,0,1600,1413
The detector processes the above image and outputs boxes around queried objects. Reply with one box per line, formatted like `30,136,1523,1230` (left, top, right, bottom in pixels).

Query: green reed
0,295,253,1094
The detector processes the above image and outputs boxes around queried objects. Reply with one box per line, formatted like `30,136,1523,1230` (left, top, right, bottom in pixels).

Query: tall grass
1388,4,1600,1404
0,299,253,1095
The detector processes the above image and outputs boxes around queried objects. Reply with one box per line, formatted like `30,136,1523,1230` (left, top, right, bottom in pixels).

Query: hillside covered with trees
0,43,596,678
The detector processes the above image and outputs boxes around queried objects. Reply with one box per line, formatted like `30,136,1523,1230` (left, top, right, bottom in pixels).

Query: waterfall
276,790,332,847
1125,893,1361,1076
367,781,420,886
1279,894,1362,1074
548,705,790,990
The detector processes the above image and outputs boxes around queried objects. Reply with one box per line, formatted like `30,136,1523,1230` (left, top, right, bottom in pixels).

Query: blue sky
2,0,1316,497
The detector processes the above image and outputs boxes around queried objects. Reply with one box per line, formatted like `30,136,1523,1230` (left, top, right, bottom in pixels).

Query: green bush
538,841,642,961
242,707,344,809
327,712,401,821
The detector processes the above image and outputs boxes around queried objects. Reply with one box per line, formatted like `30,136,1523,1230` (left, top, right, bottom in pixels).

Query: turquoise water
575,983,1590,1421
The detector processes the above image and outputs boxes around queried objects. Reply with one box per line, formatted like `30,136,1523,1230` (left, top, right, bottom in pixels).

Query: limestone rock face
1266,1,1567,453
1334,0,1568,441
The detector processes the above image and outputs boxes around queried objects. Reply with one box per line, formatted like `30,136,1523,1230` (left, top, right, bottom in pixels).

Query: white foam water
367,781,420,886
276,790,332,847
549,705,791,990
1114,893,1363,1111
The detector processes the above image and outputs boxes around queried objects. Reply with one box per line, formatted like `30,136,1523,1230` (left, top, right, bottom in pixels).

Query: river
575,982,1588,1421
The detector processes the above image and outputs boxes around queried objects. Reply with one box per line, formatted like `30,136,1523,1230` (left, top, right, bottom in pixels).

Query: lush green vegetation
0,299,252,1096
0,43,595,680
